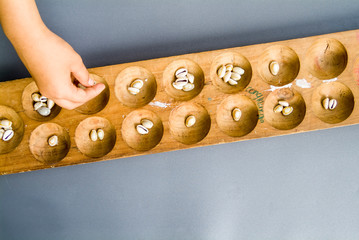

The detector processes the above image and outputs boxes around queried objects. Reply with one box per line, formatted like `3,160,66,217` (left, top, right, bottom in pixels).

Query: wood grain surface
1,29,359,175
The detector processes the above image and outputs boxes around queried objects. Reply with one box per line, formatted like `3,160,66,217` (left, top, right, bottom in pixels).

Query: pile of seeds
322,97,337,110
273,101,293,116
185,115,196,128
128,79,146,95
232,108,242,121
31,92,55,117
217,64,245,86
48,135,58,147
90,129,105,142
136,119,154,135
269,61,280,75
172,68,195,92
0,119,14,142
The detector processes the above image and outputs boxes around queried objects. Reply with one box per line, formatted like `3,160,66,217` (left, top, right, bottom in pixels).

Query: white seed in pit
47,99,55,110
182,83,195,92
136,125,149,135
185,115,196,127
97,129,105,140
233,67,245,75
223,71,231,82
48,135,58,147
232,108,242,121
282,106,293,116
0,129,4,139
230,72,241,81
0,119,12,130
273,104,284,113
187,73,195,84
217,65,226,78
329,99,337,110
278,100,289,107
175,68,188,78
34,102,45,111
322,98,330,110
37,106,51,117
141,119,153,129
31,92,41,102
269,61,280,76
39,96,48,103
2,129,14,141
90,129,98,141
225,64,233,72
128,87,140,95
131,79,144,89
228,79,238,86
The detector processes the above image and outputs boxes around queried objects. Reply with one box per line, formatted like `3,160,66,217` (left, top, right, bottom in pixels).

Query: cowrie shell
329,99,337,110
136,125,149,135
0,119,12,129
278,101,289,107
2,129,14,141
187,73,195,84
97,129,105,140
78,83,87,89
225,64,233,72
175,68,188,78
131,79,144,89
230,72,241,81
90,129,98,141
182,83,195,92
217,65,226,78
34,102,45,111
233,67,245,75
47,99,55,110
39,96,48,103
273,104,284,113
223,71,231,82
282,106,293,116
228,79,238,85
141,119,153,129
269,61,280,75
232,108,242,121
185,115,196,127
322,97,330,110
37,106,51,116
31,92,41,102
128,87,140,95
0,129,4,139
48,135,58,147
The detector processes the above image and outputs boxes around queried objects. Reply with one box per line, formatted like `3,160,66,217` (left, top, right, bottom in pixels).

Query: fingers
71,60,93,87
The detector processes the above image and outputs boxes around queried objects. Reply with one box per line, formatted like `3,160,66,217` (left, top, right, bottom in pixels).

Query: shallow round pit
169,102,211,145
75,73,110,114
311,81,354,124
115,66,157,108
121,109,163,151
0,105,25,155
210,51,252,94
305,38,348,79
216,95,258,137
163,59,204,101
257,45,300,86
75,116,116,158
264,88,306,130
22,81,61,121
29,123,70,165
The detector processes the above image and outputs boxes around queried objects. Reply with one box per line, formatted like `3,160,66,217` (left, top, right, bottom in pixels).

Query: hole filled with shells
0,105,25,155
29,123,70,164
264,88,306,130
210,51,252,94
169,102,211,145
257,45,300,86
311,81,354,124
163,59,204,101
121,109,163,151
216,95,258,137
115,66,157,108
75,116,116,158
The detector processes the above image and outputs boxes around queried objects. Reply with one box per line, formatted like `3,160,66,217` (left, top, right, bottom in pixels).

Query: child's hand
18,29,106,110
0,0,105,110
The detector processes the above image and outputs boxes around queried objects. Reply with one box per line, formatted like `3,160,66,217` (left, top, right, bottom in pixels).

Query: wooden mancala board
1,29,359,175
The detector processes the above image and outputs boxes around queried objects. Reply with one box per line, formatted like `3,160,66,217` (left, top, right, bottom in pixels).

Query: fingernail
88,78,94,86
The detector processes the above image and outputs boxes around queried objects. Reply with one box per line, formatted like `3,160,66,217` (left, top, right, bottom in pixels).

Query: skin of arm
0,0,105,109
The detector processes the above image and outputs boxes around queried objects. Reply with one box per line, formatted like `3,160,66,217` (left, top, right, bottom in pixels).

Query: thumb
71,62,93,87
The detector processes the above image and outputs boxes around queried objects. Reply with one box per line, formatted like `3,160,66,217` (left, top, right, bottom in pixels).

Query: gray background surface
1,0,359,239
